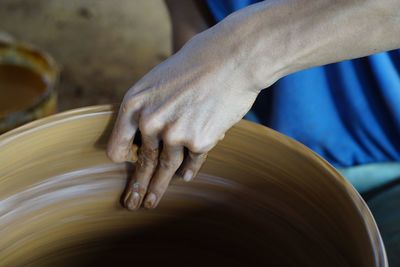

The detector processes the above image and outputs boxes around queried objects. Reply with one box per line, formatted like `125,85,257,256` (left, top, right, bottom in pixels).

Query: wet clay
0,64,47,117
0,105,387,267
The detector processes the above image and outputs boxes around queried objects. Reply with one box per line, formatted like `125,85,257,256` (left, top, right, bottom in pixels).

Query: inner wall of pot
0,109,377,267
2,159,373,267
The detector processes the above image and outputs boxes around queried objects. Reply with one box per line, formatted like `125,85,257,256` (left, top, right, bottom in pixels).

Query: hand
107,25,262,210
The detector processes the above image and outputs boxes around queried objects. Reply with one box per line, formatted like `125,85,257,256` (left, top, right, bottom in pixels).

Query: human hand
107,24,263,210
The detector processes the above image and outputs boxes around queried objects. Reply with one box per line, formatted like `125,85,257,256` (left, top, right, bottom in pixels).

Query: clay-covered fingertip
127,192,141,210
144,193,157,209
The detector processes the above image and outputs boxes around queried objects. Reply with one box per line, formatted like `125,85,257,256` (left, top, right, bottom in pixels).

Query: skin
107,0,400,210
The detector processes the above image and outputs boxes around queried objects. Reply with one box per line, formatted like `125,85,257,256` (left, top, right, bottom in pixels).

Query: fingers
179,151,208,182
109,102,213,210
144,144,184,209
123,134,159,210
107,104,138,163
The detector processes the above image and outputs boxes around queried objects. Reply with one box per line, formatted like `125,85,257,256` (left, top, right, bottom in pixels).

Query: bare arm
217,0,400,87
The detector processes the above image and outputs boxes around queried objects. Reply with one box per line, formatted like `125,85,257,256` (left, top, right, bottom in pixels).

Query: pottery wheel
0,105,386,267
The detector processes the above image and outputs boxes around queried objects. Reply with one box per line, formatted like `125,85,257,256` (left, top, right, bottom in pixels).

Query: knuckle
187,138,214,154
159,158,179,170
159,152,182,169
138,148,158,166
139,116,162,136
163,129,184,147
163,136,181,147
159,159,173,169
132,182,148,196
122,96,141,112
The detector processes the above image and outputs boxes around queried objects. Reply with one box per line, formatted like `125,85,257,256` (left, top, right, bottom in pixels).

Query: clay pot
0,105,386,267
0,39,59,133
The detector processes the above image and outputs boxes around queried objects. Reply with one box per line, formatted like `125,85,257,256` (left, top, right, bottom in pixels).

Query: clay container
0,39,58,133
0,105,387,267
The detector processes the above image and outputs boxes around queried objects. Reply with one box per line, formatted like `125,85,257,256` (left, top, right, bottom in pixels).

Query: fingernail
183,170,193,182
127,192,140,210
144,193,157,209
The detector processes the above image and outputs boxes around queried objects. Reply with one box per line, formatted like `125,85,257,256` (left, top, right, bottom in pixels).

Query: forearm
213,0,400,89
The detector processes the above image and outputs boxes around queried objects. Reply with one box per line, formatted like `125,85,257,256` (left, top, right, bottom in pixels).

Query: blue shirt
206,0,400,168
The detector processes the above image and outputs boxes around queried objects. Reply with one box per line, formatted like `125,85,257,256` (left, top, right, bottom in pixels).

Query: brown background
0,0,172,111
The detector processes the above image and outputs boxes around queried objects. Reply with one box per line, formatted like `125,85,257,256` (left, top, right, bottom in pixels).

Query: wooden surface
0,105,387,266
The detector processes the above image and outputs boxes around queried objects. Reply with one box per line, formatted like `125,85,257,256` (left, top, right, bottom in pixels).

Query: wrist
214,1,296,90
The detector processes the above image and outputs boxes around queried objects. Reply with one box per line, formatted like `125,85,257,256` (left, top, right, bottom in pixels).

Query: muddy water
0,64,47,116
0,106,387,267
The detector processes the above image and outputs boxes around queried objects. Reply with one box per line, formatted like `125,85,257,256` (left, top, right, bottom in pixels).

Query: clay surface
0,105,387,267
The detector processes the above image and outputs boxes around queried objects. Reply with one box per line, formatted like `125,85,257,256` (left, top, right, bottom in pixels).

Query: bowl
0,39,58,133
0,105,387,266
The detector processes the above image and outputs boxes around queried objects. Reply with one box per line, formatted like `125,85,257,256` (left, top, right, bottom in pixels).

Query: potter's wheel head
0,105,386,267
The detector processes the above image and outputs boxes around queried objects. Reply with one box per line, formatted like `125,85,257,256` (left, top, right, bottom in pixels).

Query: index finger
107,104,138,163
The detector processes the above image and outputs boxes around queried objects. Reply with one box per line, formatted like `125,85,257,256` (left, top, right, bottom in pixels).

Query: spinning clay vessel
0,105,387,267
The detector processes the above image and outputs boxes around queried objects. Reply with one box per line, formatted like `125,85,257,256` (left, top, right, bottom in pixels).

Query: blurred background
0,0,171,111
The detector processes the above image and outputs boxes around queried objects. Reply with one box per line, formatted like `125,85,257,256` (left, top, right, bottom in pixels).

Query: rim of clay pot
0,105,388,266
0,39,59,122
